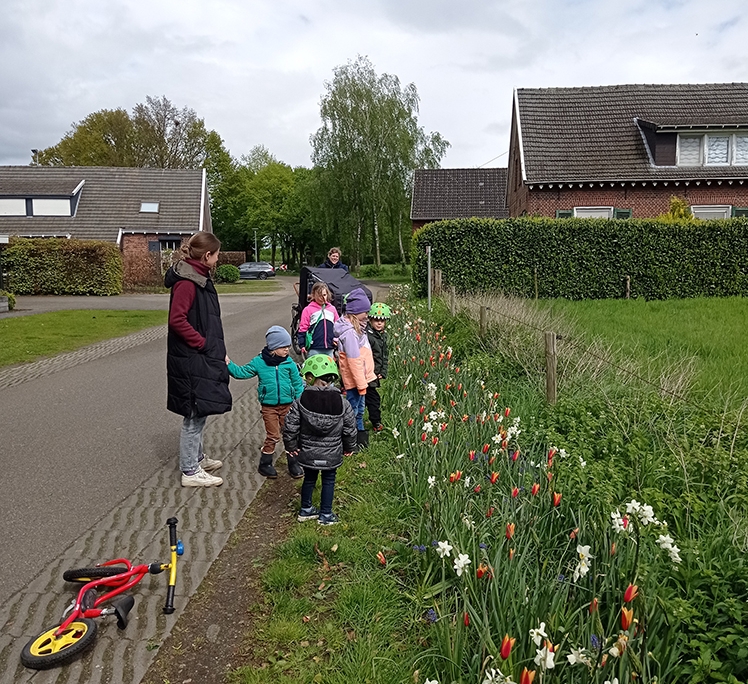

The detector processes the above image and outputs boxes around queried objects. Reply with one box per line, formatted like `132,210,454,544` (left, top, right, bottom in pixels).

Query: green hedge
412,217,748,299
5,238,123,295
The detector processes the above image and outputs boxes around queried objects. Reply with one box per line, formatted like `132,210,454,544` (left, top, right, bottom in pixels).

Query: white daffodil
482,669,512,684
558,448,568,459
534,644,556,670
392,428,400,438
395,453,405,459
426,382,437,397
428,475,436,488
425,679,439,684
404,374,412,387
529,622,548,646
604,678,619,684
406,399,413,408
461,513,475,529
453,553,472,576
639,503,656,526
572,559,591,582
566,647,590,666
429,410,439,420
609,645,620,658
578,457,587,468
668,545,682,564
423,422,434,433
463,475,472,488
577,544,593,562
492,434,502,444
435,541,453,558
658,534,674,549
626,499,641,515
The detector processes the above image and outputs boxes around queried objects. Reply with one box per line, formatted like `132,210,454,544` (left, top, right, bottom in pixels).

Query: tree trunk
355,217,362,269
373,213,381,268
398,222,406,265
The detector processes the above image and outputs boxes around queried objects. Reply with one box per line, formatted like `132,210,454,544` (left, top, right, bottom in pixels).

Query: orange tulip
531,483,540,496
506,523,515,539
488,455,496,465
520,667,536,684
482,443,490,454
611,542,617,556
376,551,386,565
490,471,500,484
621,606,634,630
500,634,516,660
552,492,562,507
511,450,519,462
624,583,639,603
589,597,599,613
509,548,515,561
476,563,489,578
469,449,476,461
569,527,579,539
547,471,553,482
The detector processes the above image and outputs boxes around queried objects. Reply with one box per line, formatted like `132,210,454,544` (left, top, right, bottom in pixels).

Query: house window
678,136,702,166
555,210,573,218
32,198,71,216
735,136,748,165
614,208,633,219
140,202,159,213
706,135,730,165
733,207,748,217
574,207,614,219
0,198,27,216
160,238,181,251
691,205,732,220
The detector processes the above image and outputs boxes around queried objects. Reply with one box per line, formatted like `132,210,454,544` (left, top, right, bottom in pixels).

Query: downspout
199,168,206,232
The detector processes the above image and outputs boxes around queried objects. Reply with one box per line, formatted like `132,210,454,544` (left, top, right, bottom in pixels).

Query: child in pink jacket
297,282,339,357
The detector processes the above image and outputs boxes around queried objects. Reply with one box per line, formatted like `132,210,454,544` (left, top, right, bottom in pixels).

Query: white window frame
573,206,614,219
690,204,732,220
32,198,71,216
677,135,703,166
0,198,27,216
160,238,181,251
734,135,748,166
705,134,731,166
140,202,159,213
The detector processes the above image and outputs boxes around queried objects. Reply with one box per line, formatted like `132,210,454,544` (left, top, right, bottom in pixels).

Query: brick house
507,83,748,219
411,167,508,231
0,166,214,286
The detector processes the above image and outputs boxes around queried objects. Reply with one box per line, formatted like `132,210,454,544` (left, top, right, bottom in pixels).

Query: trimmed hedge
0,290,15,310
215,264,241,283
5,238,123,295
412,217,748,299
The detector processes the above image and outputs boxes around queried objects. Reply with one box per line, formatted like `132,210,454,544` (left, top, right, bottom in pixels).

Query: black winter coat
283,385,357,470
165,260,232,418
366,325,389,387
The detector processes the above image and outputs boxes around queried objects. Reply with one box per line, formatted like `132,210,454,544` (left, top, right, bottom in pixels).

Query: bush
393,263,410,276
412,216,748,300
360,264,383,278
0,290,15,310
215,264,241,283
4,238,122,295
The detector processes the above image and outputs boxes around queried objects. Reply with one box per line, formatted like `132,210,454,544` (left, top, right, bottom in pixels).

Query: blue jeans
308,348,334,357
301,468,337,514
346,389,366,431
179,414,207,473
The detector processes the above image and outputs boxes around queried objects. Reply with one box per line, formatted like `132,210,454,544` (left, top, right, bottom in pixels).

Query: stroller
290,266,373,356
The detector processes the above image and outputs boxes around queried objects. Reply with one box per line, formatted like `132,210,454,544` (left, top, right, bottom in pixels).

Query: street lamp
31,149,39,166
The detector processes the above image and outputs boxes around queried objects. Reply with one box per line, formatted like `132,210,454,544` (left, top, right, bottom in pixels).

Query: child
365,302,391,432
283,355,356,525
226,326,305,479
298,282,339,357
165,232,231,488
333,287,377,447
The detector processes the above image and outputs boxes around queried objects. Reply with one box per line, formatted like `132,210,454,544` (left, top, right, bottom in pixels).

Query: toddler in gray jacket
282,355,356,525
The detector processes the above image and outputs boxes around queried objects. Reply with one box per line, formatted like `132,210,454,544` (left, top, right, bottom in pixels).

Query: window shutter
614,208,632,219
555,210,573,218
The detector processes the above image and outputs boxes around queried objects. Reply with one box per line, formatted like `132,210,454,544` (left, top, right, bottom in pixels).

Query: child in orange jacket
333,288,376,442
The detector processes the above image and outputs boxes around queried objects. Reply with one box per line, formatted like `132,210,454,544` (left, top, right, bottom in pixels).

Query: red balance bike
21,517,183,670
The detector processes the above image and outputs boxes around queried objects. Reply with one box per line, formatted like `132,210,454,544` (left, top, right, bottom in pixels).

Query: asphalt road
0,279,296,607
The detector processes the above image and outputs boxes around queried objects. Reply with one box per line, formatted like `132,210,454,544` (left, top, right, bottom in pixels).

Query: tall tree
311,55,449,266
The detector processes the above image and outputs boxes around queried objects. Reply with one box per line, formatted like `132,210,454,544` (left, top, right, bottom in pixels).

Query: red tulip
476,563,489,578
520,668,536,684
421,433,427,442
463,612,470,626
589,597,599,613
505,407,511,417
623,515,629,529
420,359,424,365
450,399,456,407
488,455,496,465
500,634,516,660
493,392,500,399
419,406,425,414
482,443,490,454
512,487,519,498
376,551,386,565
468,449,476,461
432,436,439,445
531,483,540,496
457,383,462,390
449,470,462,483
473,485,481,493
416,334,421,342
486,507,494,518
621,606,634,630
511,450,519,462
462,414,469,422
455,366,460,373
552,492,562,507
569,527,579,539
624,583,639,603
489,472,499,484
547,471,553,482
506,523,515,539
502,439,508,449
548,447,557,459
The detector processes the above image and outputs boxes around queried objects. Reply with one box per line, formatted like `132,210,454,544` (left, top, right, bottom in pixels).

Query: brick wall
520,183,748,217
218,251,246,267
121,234,189,288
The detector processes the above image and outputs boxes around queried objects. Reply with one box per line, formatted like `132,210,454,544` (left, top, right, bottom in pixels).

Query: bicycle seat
114,595,135,630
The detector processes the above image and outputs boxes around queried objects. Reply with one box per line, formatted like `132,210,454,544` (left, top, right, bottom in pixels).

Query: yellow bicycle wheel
21,618,97,670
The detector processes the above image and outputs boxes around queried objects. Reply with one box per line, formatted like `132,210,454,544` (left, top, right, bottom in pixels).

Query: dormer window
678,133,748,166
140,202,159,213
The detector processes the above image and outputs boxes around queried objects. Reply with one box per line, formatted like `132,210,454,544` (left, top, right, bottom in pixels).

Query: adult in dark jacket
318,247,349,272
165,232,232,488
283,355,356,526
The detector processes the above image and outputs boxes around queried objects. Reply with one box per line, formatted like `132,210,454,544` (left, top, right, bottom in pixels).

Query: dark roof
411,168,508,220
516,83,748,183
0,166,209,242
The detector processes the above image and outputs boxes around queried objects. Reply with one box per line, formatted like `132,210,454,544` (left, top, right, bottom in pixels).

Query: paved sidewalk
0,379,267,683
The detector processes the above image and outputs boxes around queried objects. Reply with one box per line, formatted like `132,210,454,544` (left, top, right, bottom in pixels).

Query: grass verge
0,310,167,367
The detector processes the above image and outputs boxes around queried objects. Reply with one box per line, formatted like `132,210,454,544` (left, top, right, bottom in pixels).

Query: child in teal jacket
226,326,305,479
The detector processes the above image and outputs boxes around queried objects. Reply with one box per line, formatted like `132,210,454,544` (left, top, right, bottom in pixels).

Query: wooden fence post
433,269,442,296
450,286,456,316
545,331,557,404
479,306,487,337
624,275,631,299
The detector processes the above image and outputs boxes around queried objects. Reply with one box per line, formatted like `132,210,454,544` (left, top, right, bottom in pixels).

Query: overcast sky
1,0,746,169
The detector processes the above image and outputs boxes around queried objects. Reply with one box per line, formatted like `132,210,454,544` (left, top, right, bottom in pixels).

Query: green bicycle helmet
369,302,392,320
301,354,340,380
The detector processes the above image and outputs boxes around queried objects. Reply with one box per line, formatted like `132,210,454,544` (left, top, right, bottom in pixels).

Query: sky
1,0,746,170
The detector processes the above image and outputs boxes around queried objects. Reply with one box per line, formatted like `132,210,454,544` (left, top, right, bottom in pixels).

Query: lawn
215,279,282,294
540,296,748,408
0,310,167,368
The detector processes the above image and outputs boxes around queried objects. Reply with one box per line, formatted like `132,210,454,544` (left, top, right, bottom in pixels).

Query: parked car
238,261,275,280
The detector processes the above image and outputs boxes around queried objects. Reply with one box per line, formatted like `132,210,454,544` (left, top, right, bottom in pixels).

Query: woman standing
318,247,349,272
165,232,232,487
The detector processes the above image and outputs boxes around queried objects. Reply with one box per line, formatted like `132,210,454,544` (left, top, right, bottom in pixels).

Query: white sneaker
181,467,223,487
199,454,223,472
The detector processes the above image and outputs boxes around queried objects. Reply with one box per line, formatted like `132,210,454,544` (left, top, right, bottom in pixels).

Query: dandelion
529,622,547,646
453,553,472,576
435,541,453,558
392,428,400,438
428,475,436,488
